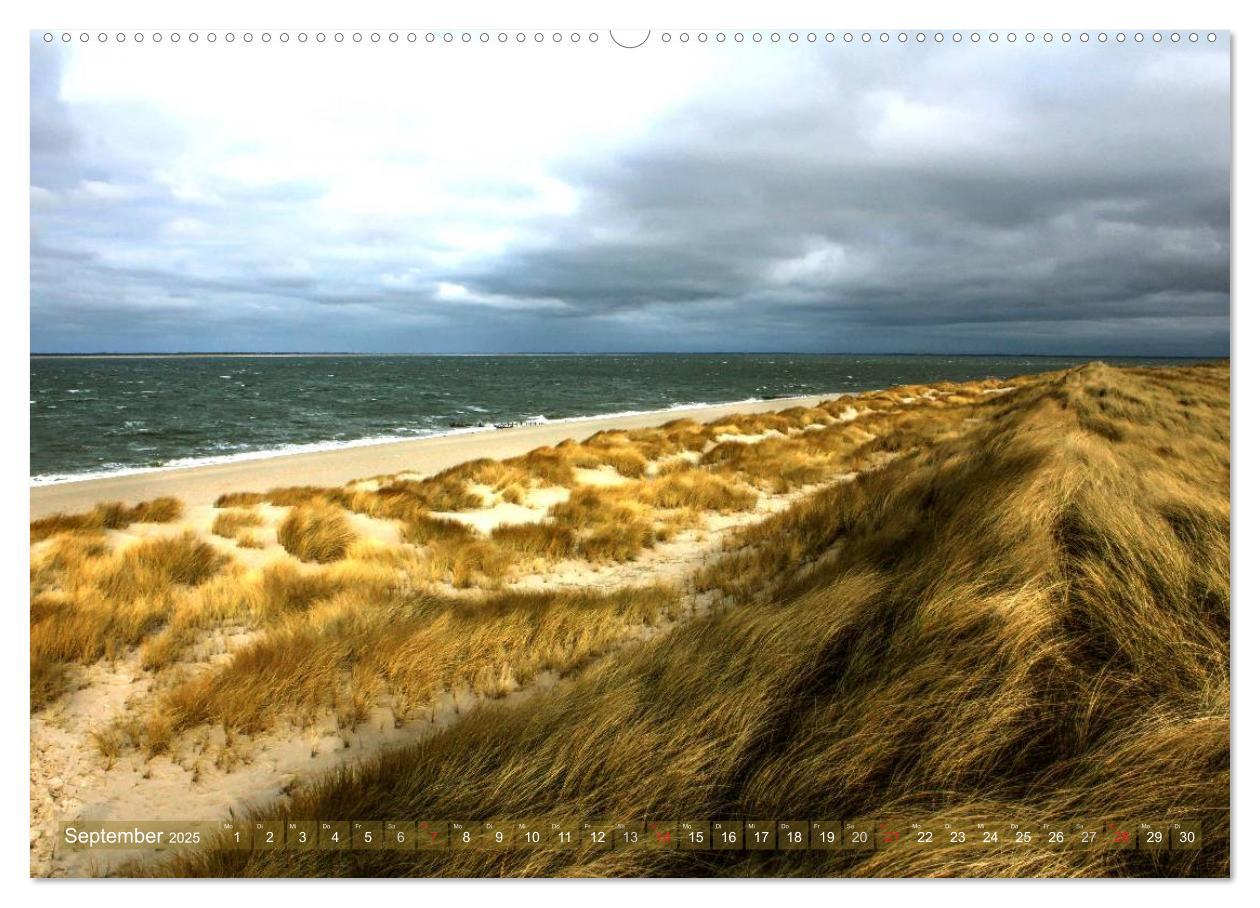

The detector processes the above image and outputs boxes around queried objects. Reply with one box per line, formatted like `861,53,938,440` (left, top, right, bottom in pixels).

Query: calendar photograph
27,26,1230,879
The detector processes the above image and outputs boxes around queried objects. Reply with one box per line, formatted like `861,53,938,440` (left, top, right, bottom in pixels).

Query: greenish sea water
30,354,1187,483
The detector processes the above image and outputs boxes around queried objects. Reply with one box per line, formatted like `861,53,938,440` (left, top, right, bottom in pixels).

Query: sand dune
31,366,1227,878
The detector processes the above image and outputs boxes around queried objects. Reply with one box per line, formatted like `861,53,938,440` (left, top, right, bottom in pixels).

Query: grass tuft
31,497,183,543
211,509,264,540
137,362,1228,879
277,506,356,563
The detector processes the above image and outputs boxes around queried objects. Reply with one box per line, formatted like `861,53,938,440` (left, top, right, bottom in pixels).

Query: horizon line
29,351,1228,360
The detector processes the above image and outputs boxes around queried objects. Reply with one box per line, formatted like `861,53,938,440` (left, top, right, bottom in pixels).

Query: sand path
29,467,851,877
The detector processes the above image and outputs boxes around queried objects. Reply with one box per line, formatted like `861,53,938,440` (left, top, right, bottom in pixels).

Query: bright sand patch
434,501,547,533
713,430,786,445
343,511,403,545
521,485,570,509
571,465,632,487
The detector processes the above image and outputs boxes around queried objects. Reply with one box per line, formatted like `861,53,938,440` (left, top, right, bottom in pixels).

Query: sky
30,34,1230,355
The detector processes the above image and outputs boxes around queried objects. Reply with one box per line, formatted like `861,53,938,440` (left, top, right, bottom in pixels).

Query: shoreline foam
29,392,842,519
29,395,805,487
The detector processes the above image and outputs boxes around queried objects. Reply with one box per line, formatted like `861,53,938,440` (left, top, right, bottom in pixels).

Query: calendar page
24,6,1231,888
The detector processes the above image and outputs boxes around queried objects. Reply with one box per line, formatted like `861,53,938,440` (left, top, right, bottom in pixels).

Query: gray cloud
30,37,1229,355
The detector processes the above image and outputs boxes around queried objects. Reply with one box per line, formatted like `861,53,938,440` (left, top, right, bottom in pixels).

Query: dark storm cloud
30,37,1229,354
442,43,1229,355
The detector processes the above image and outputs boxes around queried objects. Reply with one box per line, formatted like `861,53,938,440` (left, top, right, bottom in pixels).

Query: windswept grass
703,437,827,489
489,522,576,560
154,584,678,736
148,362,1227,879
276,505,356,564
26,373,1025,711
213,491,266,508
399,513,476,546
635,470,758,512
210,508,264,541
548,487,658,562
30,532,229,706
31,496,182,543
422,538,514,589
568,432,651,478
95,532,227,599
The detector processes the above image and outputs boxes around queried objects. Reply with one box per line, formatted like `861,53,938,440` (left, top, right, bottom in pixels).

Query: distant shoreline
29,393,842,519
30,352,1224,360
32,352,362,359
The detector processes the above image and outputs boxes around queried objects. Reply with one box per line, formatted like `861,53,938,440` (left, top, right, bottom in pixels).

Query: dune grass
143,362,1227,879
210,508,264,541
547,487,658,562
489,521,577,561
635,470,759,512
32,364,1228,879
204,377,989,577
276,505,357,563
31,496,182,543
153,584,678,737
30,531,229,710
25,374,1026,712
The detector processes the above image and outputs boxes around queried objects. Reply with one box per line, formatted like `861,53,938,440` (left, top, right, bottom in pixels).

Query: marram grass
29,363,1228,877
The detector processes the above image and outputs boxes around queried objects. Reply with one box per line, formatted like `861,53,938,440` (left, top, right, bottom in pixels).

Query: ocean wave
28,425,495,486
29,392,835,487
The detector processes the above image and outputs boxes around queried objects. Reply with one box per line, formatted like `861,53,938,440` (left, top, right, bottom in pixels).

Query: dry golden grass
399,513,476,546
213,491,267,508
568,432,650,478
31,496,182,543
718,438,833,489
144,362,1227,879
210,508,264,540
422,537,514,588
548,487,657,562
369,458,760,575
276,505,356,563
403,467,759,577
264,486,355,508
216,486,354,509
30,532,229,708
348,486,427,524
635,470,758,512
489,522,576,561
189,389,937,583
25,374,1002,713
236,532,265,549
154,584,677,736
511,447,577,487
625,419,711,460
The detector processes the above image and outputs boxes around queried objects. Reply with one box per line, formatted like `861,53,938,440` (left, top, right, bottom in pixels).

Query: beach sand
30,388,865,875
29,394,838,519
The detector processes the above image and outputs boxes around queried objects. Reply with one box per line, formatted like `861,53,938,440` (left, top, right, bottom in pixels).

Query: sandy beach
29,394,838,519
28,366,1231,878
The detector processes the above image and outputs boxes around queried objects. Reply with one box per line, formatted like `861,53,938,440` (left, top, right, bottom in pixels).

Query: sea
29,354,1188,484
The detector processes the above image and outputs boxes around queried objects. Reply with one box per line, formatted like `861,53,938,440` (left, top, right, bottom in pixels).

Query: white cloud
163,217,207,238
435,281,470,300
768,240,867,287
30,185,57,207
30,38,1230,355
74,179,138,201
